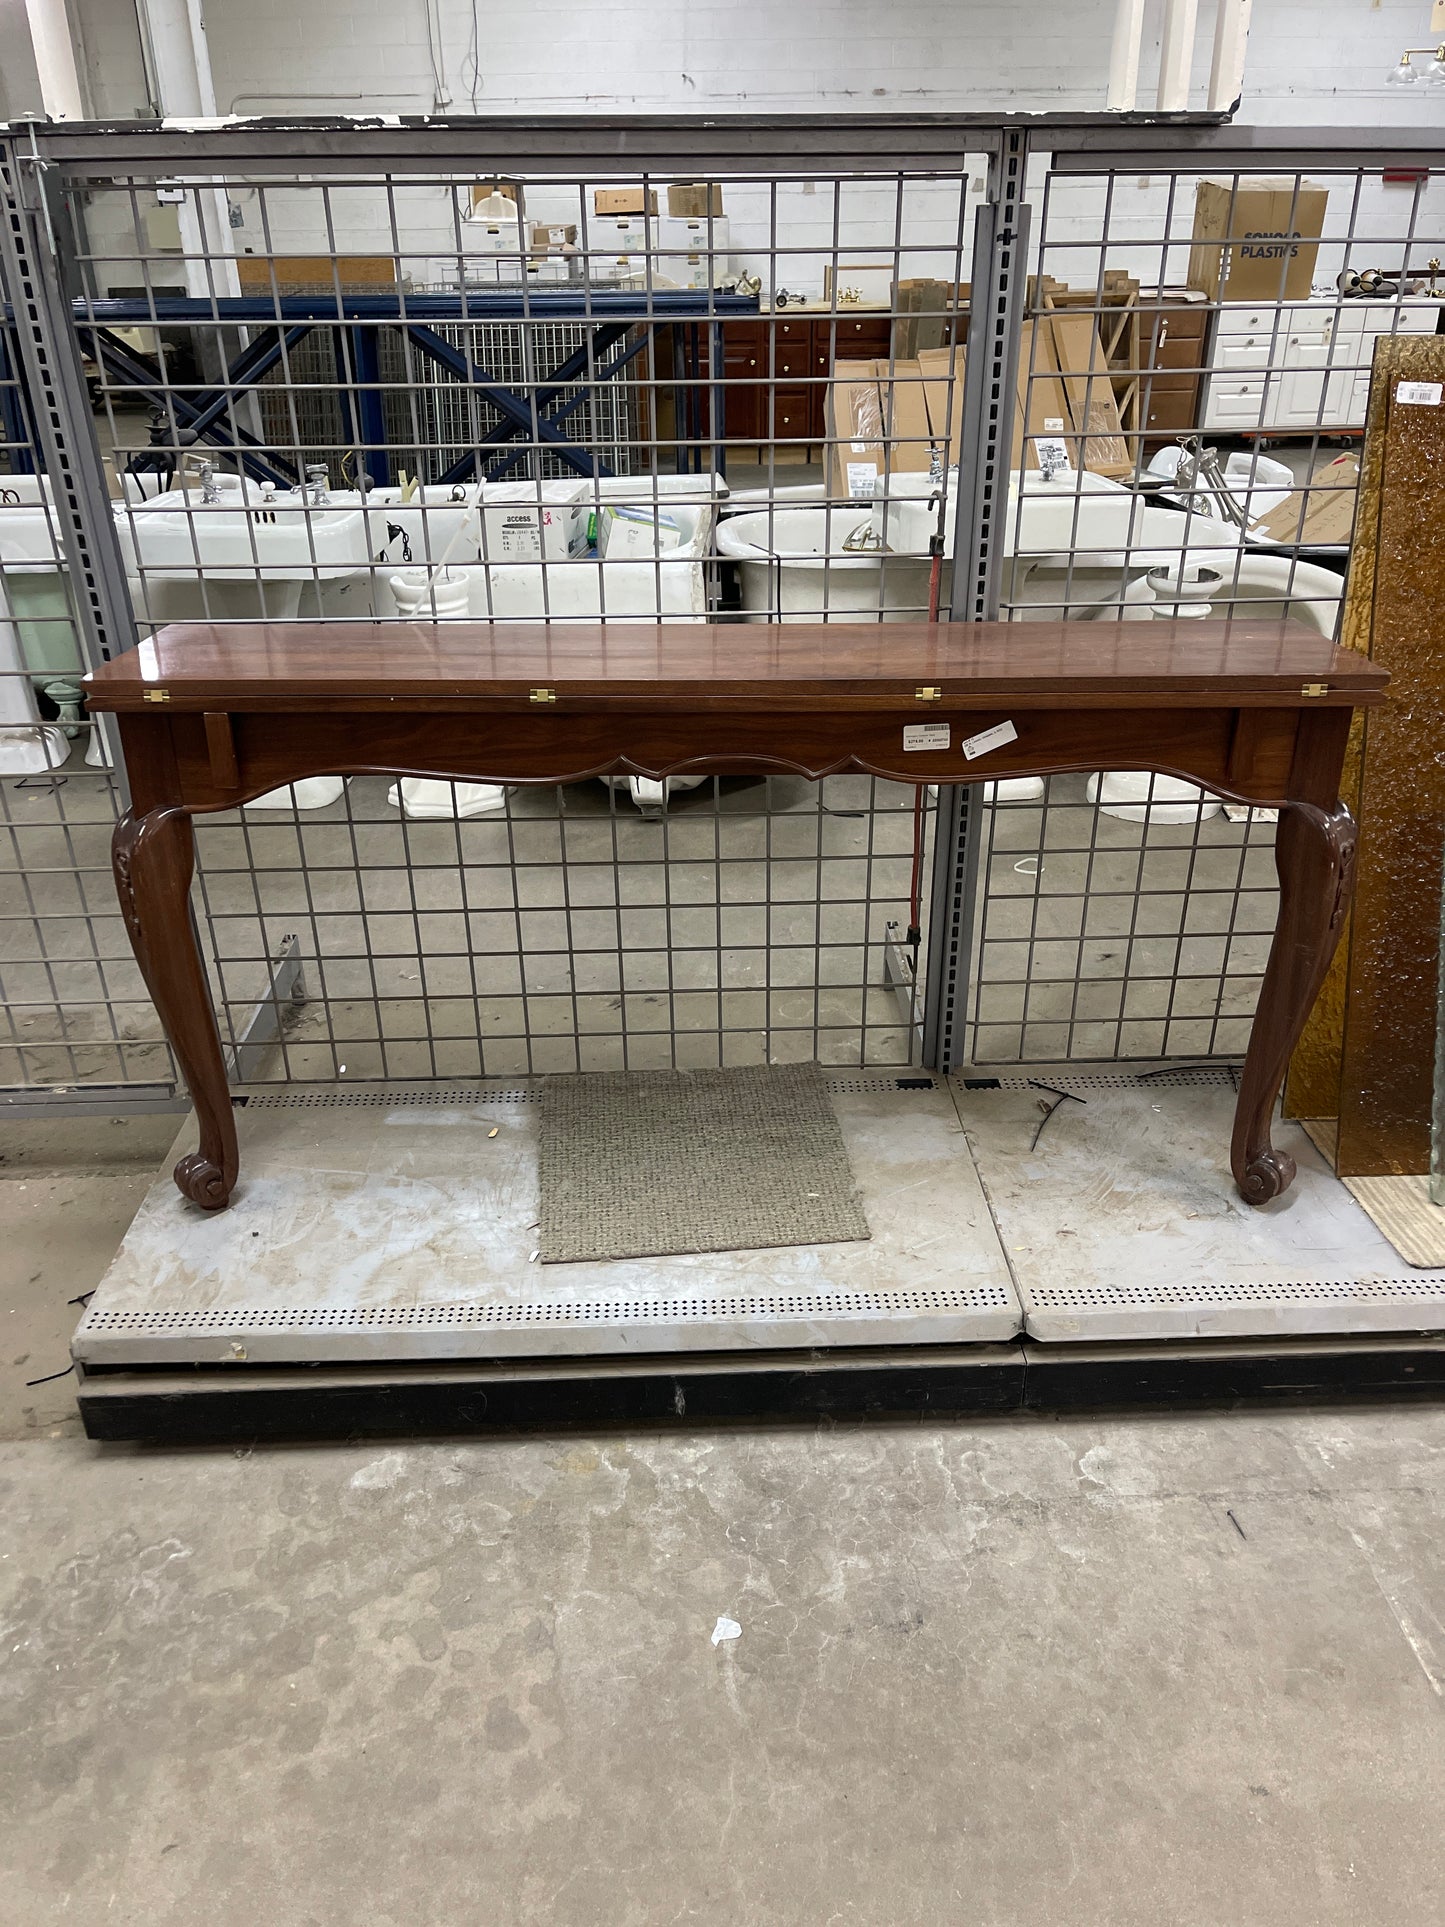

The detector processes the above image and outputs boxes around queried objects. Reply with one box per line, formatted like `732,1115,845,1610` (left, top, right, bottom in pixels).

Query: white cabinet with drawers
1201,299,1440,433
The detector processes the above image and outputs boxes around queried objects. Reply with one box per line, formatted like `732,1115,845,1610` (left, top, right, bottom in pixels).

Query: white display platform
953,1072,1445,1341
75,1070,1445,1374
74,1076,1022,1367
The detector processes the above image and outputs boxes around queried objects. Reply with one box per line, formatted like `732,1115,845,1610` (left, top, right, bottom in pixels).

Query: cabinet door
1269,334,1336,429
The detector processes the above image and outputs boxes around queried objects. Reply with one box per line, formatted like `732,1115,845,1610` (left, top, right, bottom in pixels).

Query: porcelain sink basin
1009,472,1143,554
115,487,371,579
355,480,589,567
0,476,64,568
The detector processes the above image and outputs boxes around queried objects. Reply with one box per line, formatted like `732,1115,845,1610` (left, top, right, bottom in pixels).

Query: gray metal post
0,131,142,806
920,129,1031,1073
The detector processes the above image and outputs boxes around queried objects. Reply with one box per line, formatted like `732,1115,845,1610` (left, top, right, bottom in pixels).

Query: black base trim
76,1334,1445,1444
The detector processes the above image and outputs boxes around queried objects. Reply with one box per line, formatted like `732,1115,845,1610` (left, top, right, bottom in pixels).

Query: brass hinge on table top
529,687,557,705
1301,683,1330,698
142,689,171,703
915,686,943,703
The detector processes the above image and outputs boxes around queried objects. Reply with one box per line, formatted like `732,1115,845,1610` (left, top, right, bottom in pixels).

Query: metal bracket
225,935,307,1083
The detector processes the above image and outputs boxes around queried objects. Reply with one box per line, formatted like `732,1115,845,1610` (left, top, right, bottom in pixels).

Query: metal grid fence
1,117,1443,1107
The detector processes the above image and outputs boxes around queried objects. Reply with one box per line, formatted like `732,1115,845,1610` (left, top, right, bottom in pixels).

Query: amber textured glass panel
1285,357,1382,1123
1334,336,1445,1175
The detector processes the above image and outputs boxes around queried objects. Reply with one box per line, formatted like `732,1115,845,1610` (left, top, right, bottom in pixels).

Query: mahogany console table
84,618,1386,1213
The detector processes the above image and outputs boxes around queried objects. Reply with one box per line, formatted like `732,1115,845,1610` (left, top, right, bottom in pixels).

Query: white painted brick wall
14,3,1445,302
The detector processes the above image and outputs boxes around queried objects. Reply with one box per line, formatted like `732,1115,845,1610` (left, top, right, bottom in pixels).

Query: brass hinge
529,686,557,705
915,685,943,703
1301,682,1330,698
142,689,171,703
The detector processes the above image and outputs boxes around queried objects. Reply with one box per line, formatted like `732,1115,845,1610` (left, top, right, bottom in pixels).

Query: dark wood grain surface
85,619,1388,712
97,617,1377,1214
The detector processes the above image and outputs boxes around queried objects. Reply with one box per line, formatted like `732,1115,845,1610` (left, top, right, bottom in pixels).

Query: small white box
599,504,683,558
478,481,589,563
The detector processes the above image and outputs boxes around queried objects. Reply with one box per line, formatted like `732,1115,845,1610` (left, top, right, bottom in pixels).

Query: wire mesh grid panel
958,151,1445,1067
190,773,925,1078
51,156,991,1083
16,128,1442,1094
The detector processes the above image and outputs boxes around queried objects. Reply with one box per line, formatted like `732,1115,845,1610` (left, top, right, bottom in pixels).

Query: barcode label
1396,381,1443,406
903,723,950,752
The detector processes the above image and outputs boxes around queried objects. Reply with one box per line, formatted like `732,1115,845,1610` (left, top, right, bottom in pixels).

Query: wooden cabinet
691,315,893,450
1201,299,1442,433
1131,299,1210,453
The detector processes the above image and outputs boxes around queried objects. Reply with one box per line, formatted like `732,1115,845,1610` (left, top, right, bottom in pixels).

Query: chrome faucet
304,463,332,507
1037,443,1067,484
186,457,222,505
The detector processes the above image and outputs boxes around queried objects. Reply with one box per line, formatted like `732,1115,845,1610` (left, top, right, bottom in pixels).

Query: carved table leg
1232,800,1357,1205
114,808,239,1209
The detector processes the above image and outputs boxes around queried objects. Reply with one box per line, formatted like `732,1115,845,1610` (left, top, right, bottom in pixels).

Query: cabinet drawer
1151,306,1210,342
1215,306,1315,338
765,386,812,437
1214,338,1274,371
1152,329,1209,371
824,316,893,357
1205,377,1268,426
726,345,811,378
1140,374,1202,432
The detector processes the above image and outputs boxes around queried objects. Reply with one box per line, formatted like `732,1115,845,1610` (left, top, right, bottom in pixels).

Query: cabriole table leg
1231,799,1358,1205
114,807,239,1210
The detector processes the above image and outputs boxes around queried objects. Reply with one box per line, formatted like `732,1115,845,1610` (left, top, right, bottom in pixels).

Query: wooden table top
84,619,1388,713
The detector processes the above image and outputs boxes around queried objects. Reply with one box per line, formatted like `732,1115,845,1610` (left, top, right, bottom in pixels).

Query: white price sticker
846,461,879,499
962,719,1019,761
1396,381,1443,406
1032,437,1072,474
1043,417,1067,432
903,723,950,752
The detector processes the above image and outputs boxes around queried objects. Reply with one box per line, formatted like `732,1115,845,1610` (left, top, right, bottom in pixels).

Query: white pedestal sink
0,475,81,759
114,482,372,811
114,481,372,611
0,574,69,774
0,479,72,772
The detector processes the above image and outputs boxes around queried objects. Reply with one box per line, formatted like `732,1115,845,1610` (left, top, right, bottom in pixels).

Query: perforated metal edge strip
78,1283,1011,1336
238,1075,939,1109
1027,1277,1445,1309
960,1070,1241,1092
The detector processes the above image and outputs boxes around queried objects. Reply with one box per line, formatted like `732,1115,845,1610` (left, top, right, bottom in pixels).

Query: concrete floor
3,1117,1445,1923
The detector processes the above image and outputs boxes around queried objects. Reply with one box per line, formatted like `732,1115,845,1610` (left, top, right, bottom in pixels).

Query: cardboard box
469,181,520,209
826,316,1138,495
1012,319,1077,473
824,350,966,497
594,186,659,216
1044,311,1131,477
667,182,725,219
1187,177,1329,303
891,279,952,360
530,221,578,251
1255,452,1359,546
826,359,889,499
236,255,397,292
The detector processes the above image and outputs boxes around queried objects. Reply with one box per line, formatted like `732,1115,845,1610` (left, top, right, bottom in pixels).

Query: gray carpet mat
537,1062,872,1263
